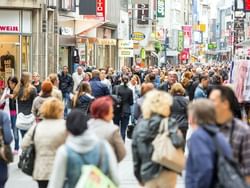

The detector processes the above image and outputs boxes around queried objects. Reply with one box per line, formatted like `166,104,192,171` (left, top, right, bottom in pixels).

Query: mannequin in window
0,51,15,72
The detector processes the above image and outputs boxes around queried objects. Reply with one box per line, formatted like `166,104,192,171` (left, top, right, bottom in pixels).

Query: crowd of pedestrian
0,62,250,188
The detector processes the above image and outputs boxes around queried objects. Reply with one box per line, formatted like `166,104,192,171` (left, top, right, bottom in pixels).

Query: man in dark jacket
159,71,178,92
58,66,73,117
186,99,232,188
0,111,13,188
89,70,110,98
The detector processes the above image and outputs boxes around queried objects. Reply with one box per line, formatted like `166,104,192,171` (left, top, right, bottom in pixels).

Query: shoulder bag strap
31,125,38,142
229,119,235,147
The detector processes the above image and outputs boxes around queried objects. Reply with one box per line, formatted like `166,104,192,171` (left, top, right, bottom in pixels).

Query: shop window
0,35,20,85
59,47,69,71
61,0,76,11
21,36,31,73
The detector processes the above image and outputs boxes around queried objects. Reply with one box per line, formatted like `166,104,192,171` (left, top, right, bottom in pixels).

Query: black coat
113,85,133,114
171,95,189,129
132,115,163,183
58,73,73,94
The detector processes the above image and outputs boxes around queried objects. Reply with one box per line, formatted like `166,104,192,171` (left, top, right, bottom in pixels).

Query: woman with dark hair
112,75,133,141
14,72,37,137
170,83,189,139
0,76,19,153
72,82,94,115
48,109,119,188
88,96,126,162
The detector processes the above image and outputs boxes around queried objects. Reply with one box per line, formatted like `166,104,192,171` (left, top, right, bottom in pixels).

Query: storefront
0,9,32,84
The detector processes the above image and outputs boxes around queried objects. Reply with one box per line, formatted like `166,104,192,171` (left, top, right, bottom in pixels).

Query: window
61,0,76,11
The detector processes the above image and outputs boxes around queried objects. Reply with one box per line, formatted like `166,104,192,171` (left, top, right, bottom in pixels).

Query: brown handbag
151,118,185,174
0,126,13,163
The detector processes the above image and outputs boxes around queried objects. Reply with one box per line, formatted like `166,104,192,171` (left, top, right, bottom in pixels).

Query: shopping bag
75,165,117,188
151,118,185,174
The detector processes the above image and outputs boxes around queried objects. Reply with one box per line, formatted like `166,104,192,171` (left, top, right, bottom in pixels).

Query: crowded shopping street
1,0,250,188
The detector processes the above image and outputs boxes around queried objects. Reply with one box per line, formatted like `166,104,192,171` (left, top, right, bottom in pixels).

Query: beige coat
51,86,62,101
88,118,126,162
22,119,66,180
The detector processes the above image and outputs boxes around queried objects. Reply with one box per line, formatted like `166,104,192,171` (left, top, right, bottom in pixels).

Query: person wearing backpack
186,99,232,188
48,109,119,188
0,111,13,188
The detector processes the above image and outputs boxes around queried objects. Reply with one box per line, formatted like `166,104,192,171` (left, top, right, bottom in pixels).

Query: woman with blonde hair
22,98,66,188
132,90,177,188
14,72,37,137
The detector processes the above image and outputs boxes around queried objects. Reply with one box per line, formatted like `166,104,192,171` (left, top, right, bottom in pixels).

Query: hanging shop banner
137,4,149,25
177,31,184,52
234,18,245,44
235,0,244,10
182,25,192,49
96,0,105,20
245,0,250,11
157,0,165,17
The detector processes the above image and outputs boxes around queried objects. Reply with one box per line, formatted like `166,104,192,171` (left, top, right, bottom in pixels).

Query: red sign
96,0,105,20
0,25,19,32
245,0,250,11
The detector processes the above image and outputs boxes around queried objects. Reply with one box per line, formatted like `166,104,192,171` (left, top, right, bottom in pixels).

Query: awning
59,36,76,46
76,19,104,35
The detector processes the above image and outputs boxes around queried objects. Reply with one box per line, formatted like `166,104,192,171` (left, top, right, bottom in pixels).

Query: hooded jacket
48,130,119,188
88,118,126,162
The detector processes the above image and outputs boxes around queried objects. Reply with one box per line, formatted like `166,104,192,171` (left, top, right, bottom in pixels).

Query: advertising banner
182,25,192,49
137,4,149,25
177,31,184,52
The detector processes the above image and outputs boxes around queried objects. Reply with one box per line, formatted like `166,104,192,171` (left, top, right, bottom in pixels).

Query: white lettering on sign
96,0,105,18
0,26,19,32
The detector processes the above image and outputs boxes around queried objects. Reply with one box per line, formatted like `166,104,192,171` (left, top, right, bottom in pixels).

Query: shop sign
119,49,133,57
245,0,250,11
118,40,133,49
137,4,149,25
97,39,116,46
60,27,73,36
157,0,165,17
96,0,105,20
208,43,217,49
177,31,184,52
131,32,145,41
0,10,20,33
0,26,19,32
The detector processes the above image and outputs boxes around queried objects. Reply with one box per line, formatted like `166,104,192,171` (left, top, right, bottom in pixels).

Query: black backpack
203,126,248,188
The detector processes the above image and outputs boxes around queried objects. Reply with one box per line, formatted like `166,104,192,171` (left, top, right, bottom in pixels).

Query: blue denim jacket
64,142,110,188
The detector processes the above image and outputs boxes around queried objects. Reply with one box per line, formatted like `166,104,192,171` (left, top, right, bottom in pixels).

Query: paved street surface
6,139,184,188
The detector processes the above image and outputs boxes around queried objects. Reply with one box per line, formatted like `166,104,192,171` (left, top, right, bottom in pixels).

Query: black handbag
127,124,134,139
18,126,37,176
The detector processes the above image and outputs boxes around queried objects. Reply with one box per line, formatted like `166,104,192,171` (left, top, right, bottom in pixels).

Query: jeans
20,130,27,138
63,93,71,118
114,113,130,141
10,115,19,150
0,161,7,188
